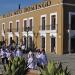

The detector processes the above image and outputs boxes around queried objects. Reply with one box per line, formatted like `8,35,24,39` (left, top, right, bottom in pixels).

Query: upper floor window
29,19,33,31
23,19,27,31
2,23,5,32
16,21,19,32
9,22,12,32
41,15,46,30
50,13,57,30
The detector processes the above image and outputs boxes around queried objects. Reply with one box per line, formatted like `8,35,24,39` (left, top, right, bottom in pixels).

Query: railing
50,24,58,30
5,25,58,33
7,28,19,32
23,26,33,32
6,27,33,33
7,29,12,32
40,24,57,31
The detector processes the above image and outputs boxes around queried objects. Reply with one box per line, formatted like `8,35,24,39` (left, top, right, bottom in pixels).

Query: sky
0,0,43,15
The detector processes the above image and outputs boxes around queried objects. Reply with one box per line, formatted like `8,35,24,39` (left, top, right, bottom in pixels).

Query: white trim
29,17,34,20
7,32,13,37
63,3,75,6
15,32,19,37
40,31,46,37
16,20,20,22
50,12,57,32
1,32,5,37
22,31,33,37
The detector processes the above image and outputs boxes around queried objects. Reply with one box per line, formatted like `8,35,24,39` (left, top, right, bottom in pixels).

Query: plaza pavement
47,53,75,75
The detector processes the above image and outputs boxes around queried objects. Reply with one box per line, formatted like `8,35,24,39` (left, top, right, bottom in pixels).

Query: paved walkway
48,53,75,75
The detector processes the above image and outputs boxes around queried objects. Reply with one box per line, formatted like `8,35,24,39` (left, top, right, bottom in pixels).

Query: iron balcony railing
7,26,33,32
40,24,58,31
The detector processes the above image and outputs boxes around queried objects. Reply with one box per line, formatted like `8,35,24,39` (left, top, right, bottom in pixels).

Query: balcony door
51,37,56,53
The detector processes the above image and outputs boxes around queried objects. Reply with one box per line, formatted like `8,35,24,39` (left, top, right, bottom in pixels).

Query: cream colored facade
0,0,75,55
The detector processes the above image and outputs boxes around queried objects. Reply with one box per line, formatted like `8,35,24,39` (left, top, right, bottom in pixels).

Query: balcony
40,24,57,30
7,29,12,32
7,28,20,32
23,26,33,32
50,24,58,33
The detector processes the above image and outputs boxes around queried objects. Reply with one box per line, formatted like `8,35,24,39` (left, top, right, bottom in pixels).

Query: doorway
51,37,56,52
71,37,75,53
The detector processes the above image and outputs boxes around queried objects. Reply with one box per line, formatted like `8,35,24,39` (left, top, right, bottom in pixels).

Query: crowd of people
27,48,48,69
0,43,48,70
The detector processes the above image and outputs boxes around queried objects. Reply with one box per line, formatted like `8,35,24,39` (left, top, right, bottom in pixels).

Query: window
24,20,27,31
41,36,45,48
16,36,18,45
29,19,32,31
50,13,57,30
10,37,12,45
41,17,45,30
16,21,19,32
23,36,26,45
28,36,33,48
9,22,12,32
51,37,55,52
2,23,5,32
51,15,56,30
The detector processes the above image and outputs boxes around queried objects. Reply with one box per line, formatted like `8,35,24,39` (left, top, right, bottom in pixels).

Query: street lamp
26,26,30,50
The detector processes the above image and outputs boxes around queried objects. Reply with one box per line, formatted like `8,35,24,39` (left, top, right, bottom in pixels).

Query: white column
68,27,71,53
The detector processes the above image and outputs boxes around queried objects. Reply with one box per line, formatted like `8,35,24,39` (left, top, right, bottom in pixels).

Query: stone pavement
47,53,75,75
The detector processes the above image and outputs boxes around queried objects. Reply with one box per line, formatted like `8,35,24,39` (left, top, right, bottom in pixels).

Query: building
0,0,75,55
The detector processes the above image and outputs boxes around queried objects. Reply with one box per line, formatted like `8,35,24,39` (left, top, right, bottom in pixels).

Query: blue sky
0,0,43,15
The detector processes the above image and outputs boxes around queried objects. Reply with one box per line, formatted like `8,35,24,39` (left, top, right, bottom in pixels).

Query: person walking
0,48,8,64
27,51,35,69
36,48,48,68
16,47,22,57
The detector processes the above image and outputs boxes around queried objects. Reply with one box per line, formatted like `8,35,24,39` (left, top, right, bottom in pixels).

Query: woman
27,51,35,69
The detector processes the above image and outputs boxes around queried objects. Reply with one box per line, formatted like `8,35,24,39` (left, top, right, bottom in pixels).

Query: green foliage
3,57,27,75
40,61,71,75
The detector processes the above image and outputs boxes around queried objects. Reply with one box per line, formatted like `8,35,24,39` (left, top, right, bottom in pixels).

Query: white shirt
7,52,11,60
21,45,25,50
27,57,34,69
16,50,22,57
36,52,48,65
